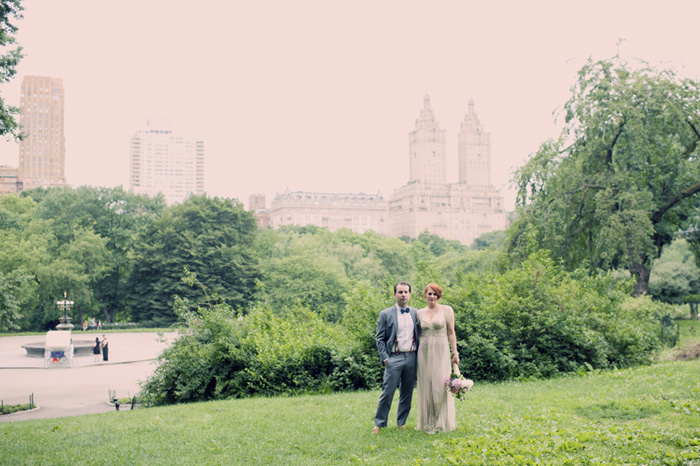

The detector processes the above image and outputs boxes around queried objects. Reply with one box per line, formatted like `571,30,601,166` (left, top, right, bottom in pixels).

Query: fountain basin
22,340,96,358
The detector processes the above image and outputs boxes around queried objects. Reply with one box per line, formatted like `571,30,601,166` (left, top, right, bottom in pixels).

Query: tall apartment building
18,76,67,189
270,95,506,245
129,118,204,204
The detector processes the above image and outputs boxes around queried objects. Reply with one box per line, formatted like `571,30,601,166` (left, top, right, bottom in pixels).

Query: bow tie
400,308,410,314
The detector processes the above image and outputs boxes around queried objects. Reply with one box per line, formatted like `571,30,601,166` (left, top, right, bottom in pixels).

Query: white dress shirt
395,306,414,352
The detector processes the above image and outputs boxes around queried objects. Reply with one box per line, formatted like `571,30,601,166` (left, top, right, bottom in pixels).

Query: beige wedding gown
416,305,456,433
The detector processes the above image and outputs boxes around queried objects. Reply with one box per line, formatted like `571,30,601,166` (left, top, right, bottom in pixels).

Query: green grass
0,403,34,415
1,360,699,465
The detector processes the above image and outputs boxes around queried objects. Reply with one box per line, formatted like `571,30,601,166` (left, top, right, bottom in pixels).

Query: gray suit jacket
375,304,420,363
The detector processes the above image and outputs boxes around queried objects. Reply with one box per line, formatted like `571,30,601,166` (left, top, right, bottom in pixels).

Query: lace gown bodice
420,308,448,336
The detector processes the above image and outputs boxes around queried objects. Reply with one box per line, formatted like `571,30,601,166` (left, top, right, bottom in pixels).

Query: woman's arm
445,306,459,365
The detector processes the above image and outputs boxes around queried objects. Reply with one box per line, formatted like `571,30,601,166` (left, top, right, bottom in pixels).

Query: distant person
101,335,109,362
93,337,101,362
372,281,420,434
415,283,459,433
89,318,96,330
97,320,102,330
82,320,88,332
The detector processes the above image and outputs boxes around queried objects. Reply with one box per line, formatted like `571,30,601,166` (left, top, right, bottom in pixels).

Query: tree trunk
691,302,698,321
629,261,651,297
102,304,115,324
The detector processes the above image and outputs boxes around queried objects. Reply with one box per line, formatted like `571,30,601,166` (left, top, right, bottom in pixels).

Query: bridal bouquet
445,370,473,401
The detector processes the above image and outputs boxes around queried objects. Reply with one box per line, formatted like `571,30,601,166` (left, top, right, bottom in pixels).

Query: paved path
0,332,178,422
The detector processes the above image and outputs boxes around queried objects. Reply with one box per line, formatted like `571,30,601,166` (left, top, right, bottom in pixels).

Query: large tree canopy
510,56,700,295
128,195,260,326
0,0,23,140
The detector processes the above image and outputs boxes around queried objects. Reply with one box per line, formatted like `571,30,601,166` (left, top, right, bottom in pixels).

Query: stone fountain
22,292,96,358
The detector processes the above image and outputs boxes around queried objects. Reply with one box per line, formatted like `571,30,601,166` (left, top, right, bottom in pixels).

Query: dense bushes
141,296,382,406
448,252,662,381
143,252,667,405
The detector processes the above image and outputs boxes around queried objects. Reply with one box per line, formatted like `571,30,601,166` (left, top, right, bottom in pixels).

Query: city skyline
1,1,700,210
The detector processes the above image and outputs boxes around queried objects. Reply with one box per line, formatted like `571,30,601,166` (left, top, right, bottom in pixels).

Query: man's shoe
397,425,406,429
371,426,381,434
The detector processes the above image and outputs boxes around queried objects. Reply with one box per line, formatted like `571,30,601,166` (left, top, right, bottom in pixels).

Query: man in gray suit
372,281,420,434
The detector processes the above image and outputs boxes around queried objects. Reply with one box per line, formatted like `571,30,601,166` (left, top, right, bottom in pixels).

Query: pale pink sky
1,1,699,210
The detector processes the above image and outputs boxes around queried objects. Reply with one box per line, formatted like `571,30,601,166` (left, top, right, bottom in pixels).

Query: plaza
0,332,177,422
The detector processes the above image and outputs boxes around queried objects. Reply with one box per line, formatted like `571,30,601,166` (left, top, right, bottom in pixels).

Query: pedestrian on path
92,337,101,362
101,335,109,361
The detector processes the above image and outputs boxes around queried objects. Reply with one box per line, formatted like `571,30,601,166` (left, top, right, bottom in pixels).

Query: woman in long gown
416,283,459,433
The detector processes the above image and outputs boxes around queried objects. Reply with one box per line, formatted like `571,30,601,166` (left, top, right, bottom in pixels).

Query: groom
372,281,420,434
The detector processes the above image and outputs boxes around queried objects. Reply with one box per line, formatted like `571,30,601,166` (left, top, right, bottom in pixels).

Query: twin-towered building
270,95,506,245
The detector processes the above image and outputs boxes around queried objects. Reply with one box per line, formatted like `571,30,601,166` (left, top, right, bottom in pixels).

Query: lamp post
56,291,75,331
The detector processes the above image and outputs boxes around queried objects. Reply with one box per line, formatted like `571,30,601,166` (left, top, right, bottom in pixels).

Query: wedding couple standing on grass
372,281,460,434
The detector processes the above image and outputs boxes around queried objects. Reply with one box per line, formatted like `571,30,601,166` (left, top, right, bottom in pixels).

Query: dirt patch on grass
672,343,700,361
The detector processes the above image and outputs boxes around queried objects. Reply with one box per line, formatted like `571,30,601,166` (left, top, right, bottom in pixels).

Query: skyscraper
18,76,67,189
129,118,204,204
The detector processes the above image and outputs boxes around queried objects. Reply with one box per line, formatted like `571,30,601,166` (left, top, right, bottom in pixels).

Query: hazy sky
1,1,699,210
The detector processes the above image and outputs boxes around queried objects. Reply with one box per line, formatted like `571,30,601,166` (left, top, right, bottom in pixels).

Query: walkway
0,332,178,422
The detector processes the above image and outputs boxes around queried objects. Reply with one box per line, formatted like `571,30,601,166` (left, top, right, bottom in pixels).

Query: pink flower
445,375,474,400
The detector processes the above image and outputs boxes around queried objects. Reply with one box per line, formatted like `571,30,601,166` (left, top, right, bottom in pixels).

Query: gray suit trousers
374,352,417,427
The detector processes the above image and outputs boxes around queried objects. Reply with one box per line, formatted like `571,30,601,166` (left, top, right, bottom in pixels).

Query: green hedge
143,253,665,405
448,252,662,381
141,298,380,406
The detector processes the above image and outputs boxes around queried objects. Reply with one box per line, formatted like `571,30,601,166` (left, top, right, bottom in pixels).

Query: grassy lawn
1,359,698,465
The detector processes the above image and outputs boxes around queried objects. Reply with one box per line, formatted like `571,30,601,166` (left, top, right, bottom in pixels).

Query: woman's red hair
424,283,443,299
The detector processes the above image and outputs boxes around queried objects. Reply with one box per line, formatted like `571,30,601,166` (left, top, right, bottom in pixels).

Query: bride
416,283,459,433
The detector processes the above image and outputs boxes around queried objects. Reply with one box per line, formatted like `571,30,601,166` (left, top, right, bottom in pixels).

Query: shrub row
141,299,382,406
142,252,666,405
449,252,662,381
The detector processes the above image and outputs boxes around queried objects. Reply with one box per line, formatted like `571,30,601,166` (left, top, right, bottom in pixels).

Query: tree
128,195,260,325
510,56,700,295
0,0,23,141
0,270,28,330
472,231,505,251
21,186,165,324
260,254,349,321
680,210,700,268
61,186,164,323
648,239,700,304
